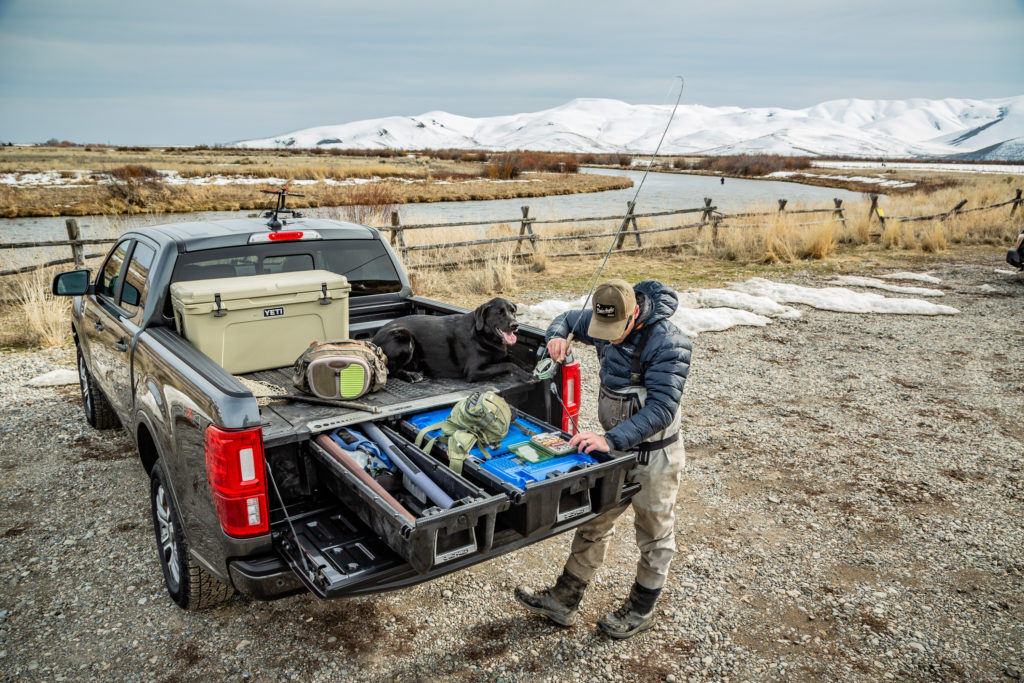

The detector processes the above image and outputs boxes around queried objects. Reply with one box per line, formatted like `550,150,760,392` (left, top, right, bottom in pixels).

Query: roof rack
261,186,304,230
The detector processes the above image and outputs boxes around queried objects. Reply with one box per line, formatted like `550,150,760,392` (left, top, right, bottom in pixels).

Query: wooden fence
2,189,1022,277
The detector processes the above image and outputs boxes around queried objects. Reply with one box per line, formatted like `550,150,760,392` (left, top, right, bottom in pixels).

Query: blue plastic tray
403,406,597,490
478,451,597,490
405,408,549,459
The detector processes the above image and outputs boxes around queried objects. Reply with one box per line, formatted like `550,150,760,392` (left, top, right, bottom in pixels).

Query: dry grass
1,267,70,348
0,146,632,217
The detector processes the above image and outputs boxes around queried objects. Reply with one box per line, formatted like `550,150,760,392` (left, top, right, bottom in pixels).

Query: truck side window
97,241,130,301
120,242,156,313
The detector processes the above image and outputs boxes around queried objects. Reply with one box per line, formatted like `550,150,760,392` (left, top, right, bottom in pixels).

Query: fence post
868,194,885,240
1011,189,1022,217
777,199,788,213
614,200,641,249
65,218,85,268
946,199,968,220
699,197,713,238
389,210,406,253
833,198,847,230
515,205,537,253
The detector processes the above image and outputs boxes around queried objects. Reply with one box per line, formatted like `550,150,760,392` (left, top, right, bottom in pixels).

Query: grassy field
1,161,1020,349
0,146,632,217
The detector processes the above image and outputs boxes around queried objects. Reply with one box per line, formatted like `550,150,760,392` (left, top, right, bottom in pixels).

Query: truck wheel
150,463,234,610
77,347,119,430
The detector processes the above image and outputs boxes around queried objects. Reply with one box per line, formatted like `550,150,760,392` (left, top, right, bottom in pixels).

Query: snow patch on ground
881,271,942,284
828,275,945,297
26,369,79,387
520,274,958,338
731,278,958,315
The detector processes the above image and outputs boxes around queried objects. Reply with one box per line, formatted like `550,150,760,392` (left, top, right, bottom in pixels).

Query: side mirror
52,269,92,296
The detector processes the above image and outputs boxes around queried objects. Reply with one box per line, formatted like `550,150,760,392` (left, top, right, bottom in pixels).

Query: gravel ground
1,255,1022,682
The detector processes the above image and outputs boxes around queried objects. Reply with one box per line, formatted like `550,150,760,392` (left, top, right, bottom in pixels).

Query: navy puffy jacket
545,281,691,450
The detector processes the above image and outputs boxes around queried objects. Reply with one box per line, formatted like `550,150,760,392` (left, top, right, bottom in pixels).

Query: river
2,168,864,269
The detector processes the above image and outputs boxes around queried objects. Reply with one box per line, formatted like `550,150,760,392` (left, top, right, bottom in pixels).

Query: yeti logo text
263,307,285,318
595,303,617,318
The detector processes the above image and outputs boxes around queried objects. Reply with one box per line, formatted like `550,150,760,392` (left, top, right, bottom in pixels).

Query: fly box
169,270,350,374
400,406,637,536
310,424,507,574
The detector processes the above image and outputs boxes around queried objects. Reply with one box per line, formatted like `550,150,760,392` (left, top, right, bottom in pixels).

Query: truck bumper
229,554,306,600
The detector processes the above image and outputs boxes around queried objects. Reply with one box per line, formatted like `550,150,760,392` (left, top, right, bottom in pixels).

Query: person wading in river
514,279,691,639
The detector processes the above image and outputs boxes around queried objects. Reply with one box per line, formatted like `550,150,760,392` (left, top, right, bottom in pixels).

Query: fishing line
564,76,685,344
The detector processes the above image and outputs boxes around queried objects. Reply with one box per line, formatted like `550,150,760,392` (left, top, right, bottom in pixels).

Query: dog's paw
396,370,426,383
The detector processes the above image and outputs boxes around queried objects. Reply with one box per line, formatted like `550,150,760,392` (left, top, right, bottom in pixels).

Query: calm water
1,168,864,268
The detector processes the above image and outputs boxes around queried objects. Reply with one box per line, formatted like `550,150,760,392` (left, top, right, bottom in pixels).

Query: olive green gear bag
415,391,512,474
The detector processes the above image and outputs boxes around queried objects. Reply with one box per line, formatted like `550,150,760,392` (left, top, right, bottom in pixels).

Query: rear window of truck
171,239,402,296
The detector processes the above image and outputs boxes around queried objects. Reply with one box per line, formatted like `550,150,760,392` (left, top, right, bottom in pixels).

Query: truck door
80,239,156,426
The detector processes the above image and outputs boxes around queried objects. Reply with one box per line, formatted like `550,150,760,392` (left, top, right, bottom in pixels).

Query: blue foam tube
361,423,455,510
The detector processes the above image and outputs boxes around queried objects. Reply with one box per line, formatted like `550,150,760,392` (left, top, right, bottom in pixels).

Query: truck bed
245,366,538,448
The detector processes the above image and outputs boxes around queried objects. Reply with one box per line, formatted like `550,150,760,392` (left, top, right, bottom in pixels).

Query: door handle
115,340,128,352
94,320,105,332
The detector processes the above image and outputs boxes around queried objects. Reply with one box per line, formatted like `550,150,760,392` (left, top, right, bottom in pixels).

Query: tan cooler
170,270,351,374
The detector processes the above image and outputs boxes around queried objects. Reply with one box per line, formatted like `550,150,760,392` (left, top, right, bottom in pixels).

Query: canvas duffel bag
292,339,388,400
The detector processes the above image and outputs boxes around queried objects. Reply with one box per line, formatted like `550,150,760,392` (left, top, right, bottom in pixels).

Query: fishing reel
533,345,573,380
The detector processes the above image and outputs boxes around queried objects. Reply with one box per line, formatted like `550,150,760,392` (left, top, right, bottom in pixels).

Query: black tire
77,346,119,430
150,463,234,610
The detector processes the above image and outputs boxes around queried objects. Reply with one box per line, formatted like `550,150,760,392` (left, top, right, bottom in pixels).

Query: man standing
515,279,691,639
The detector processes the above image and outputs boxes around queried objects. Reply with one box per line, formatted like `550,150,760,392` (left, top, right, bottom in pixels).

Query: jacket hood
635,280,678,326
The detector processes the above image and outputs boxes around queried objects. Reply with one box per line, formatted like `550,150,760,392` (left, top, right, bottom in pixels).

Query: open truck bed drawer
308,425,508,574
397,408,637,537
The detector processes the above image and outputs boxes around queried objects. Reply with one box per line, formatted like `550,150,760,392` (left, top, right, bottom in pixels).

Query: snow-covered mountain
234,96,1024,160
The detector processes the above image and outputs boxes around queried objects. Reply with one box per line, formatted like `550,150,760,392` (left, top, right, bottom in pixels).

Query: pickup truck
52,213,636,610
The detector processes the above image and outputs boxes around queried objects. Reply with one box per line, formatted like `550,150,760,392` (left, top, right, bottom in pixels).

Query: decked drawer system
272,397,638,599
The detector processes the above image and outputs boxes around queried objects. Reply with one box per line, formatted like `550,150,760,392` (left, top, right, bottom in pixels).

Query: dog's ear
474,303,489,332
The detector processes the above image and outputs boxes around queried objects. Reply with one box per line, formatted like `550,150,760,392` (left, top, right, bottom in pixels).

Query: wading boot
514,570,588,627
597,582,661,639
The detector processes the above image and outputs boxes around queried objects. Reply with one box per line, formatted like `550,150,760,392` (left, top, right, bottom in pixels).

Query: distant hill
233,96,1024,160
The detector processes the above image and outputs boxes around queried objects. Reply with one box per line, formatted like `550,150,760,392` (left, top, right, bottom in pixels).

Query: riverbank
0,146,632,218
1,252,1021,681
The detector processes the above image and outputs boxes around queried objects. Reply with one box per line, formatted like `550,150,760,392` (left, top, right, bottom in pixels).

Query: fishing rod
563,76,685,347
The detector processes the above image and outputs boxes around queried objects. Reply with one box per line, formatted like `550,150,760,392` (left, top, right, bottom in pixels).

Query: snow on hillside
234,96,1024,160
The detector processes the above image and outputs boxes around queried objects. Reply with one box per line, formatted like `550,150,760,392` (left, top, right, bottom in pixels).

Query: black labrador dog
372,297,534,383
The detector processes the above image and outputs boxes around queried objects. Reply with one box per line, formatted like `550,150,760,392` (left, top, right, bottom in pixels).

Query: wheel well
136,422,159,474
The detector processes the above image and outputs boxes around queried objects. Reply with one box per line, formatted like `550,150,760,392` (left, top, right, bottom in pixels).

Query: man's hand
569,430,610,454
547,338,570,363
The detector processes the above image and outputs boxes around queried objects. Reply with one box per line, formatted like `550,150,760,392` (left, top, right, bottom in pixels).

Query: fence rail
2,189,1022,277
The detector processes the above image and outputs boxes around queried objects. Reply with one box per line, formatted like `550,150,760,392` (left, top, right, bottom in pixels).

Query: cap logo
595,303,617,318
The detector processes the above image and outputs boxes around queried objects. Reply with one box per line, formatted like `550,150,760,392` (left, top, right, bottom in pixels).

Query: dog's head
473,297,519,346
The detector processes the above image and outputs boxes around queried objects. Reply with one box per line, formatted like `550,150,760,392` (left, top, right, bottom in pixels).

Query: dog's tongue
499,329,517,345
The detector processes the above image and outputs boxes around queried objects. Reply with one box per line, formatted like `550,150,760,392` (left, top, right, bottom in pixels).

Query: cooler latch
319,282,331,305
213,293,227,318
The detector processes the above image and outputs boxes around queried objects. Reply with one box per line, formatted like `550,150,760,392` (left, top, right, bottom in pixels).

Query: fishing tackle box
398,407,637,536
308,423,507,574
169,269,351,374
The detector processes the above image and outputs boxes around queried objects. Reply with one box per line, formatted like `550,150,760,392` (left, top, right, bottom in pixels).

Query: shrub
486,154,522,180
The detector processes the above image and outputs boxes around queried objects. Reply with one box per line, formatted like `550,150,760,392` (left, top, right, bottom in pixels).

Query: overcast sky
1,0,1022,146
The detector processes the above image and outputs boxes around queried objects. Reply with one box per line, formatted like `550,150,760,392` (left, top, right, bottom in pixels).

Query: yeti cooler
170,270,351,374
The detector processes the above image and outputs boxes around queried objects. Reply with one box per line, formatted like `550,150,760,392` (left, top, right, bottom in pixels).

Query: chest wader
564,322,684,594
597,325,681,464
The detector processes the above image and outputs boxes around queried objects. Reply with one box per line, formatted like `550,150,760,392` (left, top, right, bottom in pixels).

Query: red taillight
560,358,581,435
267,231,304,241
204,425,269,538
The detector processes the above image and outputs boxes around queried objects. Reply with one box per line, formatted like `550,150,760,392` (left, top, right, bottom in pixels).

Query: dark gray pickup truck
52,215,636,610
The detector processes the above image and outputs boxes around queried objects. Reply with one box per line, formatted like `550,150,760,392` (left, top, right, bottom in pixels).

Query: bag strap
628,323,655,387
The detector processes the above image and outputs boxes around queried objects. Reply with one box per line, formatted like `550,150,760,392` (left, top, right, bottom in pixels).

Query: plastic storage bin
170,269,350,374
309,424,507,574
399,407,637,537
